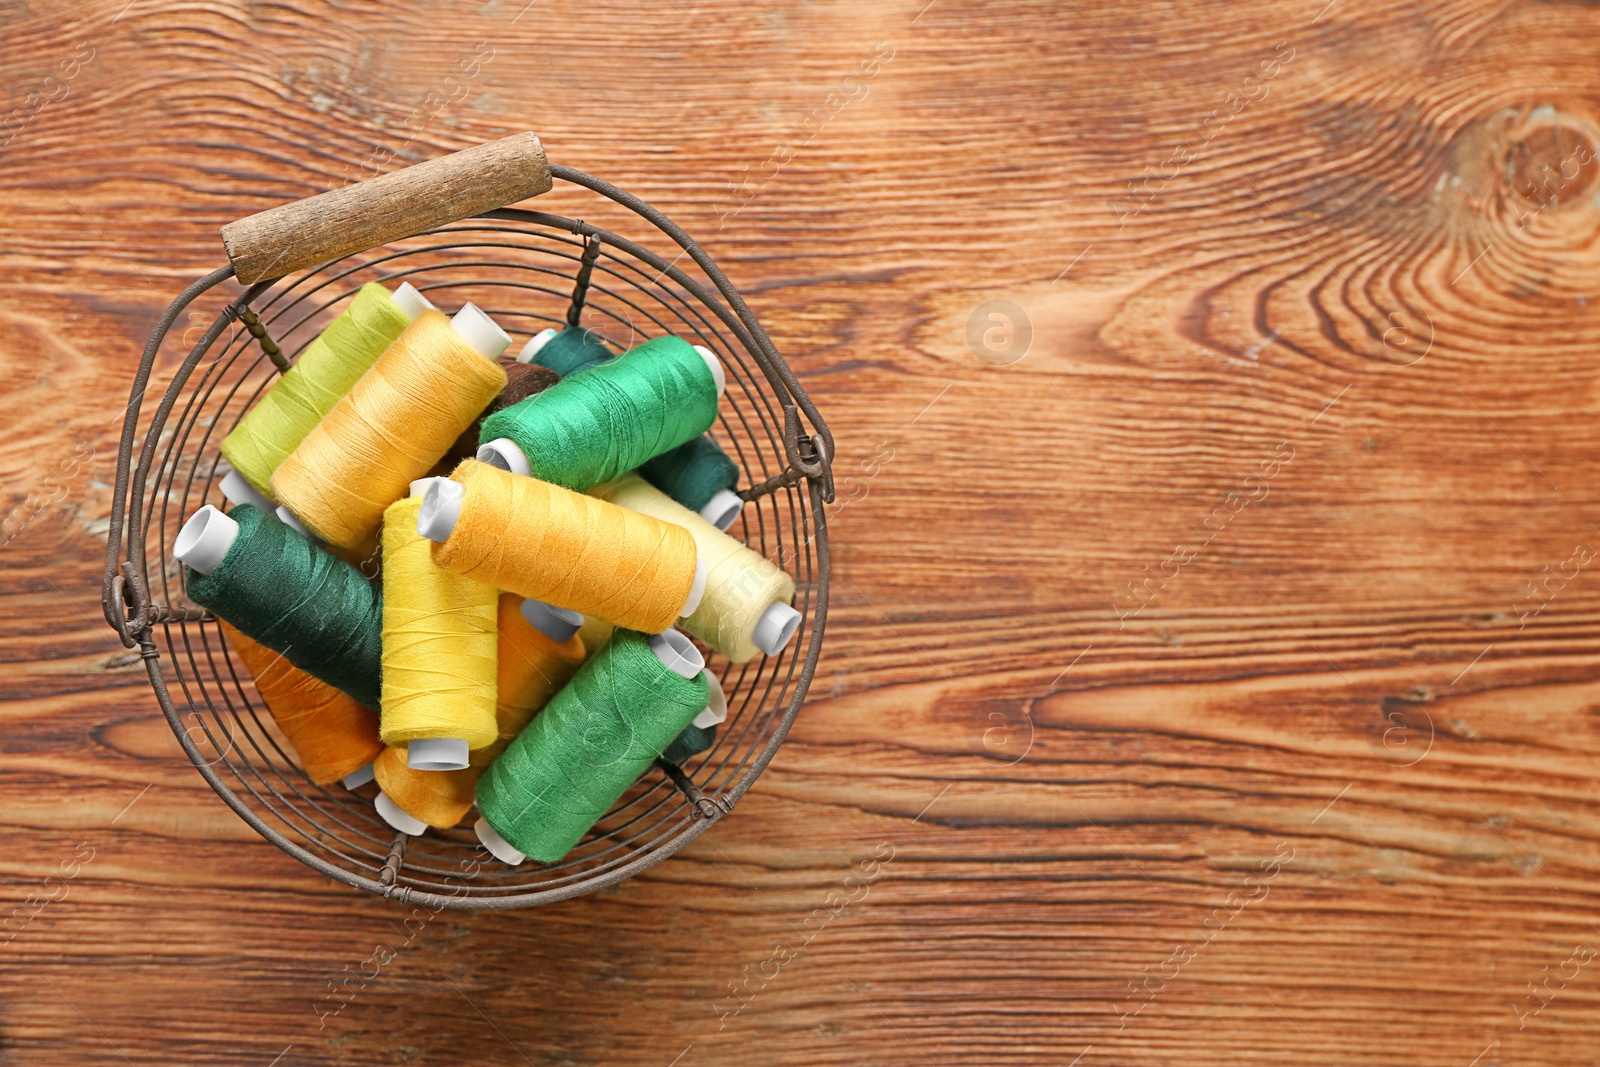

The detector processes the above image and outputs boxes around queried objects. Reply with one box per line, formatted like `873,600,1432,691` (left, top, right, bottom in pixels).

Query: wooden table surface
6,1,1600,1063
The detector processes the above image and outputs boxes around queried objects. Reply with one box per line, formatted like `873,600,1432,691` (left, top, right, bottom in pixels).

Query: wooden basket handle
219,132,552,284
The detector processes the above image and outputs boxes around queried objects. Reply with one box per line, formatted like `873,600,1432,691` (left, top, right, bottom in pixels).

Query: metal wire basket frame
100,164,834,909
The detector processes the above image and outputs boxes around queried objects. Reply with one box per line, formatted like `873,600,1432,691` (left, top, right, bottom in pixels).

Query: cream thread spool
590,473,799,660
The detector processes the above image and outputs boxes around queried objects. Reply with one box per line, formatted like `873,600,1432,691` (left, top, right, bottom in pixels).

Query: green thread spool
520,325,613,378
477,335,723,492
662,669,726,764
220,282,421,498
178,503,383,708
640,435,741,526
474,629,709,865
521,330,744,526
660,722,716,765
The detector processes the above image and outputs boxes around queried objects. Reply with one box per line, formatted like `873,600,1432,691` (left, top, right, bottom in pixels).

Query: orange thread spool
219,622,382,785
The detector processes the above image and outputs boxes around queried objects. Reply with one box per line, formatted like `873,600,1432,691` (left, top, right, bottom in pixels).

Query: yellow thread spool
423,459,700,634
272,306,508,552
379,484,499,768
373,594,587,828
592,473,797,662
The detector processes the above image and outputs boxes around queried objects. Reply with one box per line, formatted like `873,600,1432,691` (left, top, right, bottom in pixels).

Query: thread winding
476,629,709,864
660,721,716,765
379,494,499,750
373,594,587,827
527,326,612,377
527,331,739,514
221,283,411,499
184,504,382,708
480,335,717,491
576,614,615,658
591,473,794,662
273,309,506,551
220,621,382,785
432,459,698,633
639,434,740,514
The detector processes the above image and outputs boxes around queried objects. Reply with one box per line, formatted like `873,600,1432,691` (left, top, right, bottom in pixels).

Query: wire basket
100,134,834,909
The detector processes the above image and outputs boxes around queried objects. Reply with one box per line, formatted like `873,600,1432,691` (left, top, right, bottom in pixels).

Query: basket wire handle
220,132,553,284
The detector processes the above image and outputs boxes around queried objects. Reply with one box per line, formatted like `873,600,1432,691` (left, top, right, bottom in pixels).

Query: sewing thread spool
419,459,707,634
221,282,430,497
519,330,746,530
661,671,727,764
372,594,587,832
591,473,799,661
477,335,725,491
175,503,382,707
218,621,382,786
379,479,499,771
474,628,710,865
271,304,510,552
639,435,744,530
518,325,612,377
438,358,561,470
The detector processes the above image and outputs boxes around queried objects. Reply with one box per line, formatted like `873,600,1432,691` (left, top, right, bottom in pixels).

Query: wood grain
5,0,1600,1064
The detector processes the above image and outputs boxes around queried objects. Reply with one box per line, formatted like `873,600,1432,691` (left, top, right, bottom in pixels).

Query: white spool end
274,506,319,543
521,598,583,644
375,790,429,836
218,469,274,513
680,555,708,617
450,302,511,360
391,281,435,321
649,629,705,680
517,328,558,363
174,505,239,575
409,476,450,499
475,816,526,865
407,737,469,772
692,344,727,399
341,763,375,789
693,671,728,729
752,602,802,656
700,487,743,531
416,479,464,542
476,437,532,477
